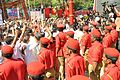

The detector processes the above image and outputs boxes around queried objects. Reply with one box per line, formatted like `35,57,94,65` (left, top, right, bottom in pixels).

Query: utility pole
28,0,30,10
21,0,29,20
0,0,7,21
69,0,74,25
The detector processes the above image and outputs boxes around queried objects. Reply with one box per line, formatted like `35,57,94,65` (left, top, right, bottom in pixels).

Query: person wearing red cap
100,48,120,80
38,37,56,80
80,25,92,58
65,39,85,80
66,31,74,39
89,21,99,29
69,75,90,80
27,61,45,80
0,45,27,80
110,23,118,48
116,54,120,73
55,24,67,80
62,31,78,76
88,29,104,80
102,25,113,48
63,31,76,58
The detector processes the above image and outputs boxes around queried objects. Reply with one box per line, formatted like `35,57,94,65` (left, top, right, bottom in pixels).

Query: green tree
17,0,93,10
73,0,93,10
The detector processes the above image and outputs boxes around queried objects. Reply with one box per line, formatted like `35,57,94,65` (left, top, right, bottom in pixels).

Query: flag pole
93,0,96,11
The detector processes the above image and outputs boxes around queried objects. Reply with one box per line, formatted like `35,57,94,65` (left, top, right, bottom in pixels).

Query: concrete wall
96,0,120,14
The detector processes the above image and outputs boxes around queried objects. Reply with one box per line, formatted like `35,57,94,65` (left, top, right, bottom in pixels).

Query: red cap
27,61,45,76
1,45,13,54
83,25,89,31
91,29,101,38
105,26,112,30
70,75,89,80
57,24,64,28
66,39,79,50
89,21,98,26
66,31,74,36
104,48,119,58
40,37,50,45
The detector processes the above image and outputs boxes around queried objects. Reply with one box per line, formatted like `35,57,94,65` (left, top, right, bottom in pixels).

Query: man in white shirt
74,26,84,42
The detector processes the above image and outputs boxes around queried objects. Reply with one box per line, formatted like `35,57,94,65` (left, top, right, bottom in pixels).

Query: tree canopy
5,0,93,10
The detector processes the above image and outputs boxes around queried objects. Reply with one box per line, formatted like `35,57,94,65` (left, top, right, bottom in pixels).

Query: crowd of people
0,5,120,80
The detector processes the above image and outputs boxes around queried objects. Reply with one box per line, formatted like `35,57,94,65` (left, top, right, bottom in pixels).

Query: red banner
57,9,63,18
64,8,69,18
44,8,50,18
75,10,89,16
51,8,56,15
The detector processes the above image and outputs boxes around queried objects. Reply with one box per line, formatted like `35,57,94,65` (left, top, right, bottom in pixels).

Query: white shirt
53,31,59,37
74,30,84,42
24,46,39,64
24,36,39,64
13,40,25,60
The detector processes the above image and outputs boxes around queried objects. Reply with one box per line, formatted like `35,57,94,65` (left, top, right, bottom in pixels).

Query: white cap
95,17,100,22
109,13,114,18
79,15,83,19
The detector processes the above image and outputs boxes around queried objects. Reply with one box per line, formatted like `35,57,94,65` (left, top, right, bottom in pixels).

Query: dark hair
67,46,77,53
106,29,111,33
68,34,74,38
16,28,22,38
5,36,14,45
105,54,118,64
108,19,113,23
92,35,100,42
2,53,13,59
26,28,32,33
41,44,48,48
79,25,83,31
8,30,12,33
96,37,100,42
35,32,41,40
58,28,64,31
52,27,57,32
0,42,2,46
84,29,89,33
28,74,44,80
40,32,45,37
23,36,30,43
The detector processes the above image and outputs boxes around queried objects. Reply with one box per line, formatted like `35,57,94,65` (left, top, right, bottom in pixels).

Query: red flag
57,9,63,18
51,8,56,15
64,8,69,18
45,8,50,18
